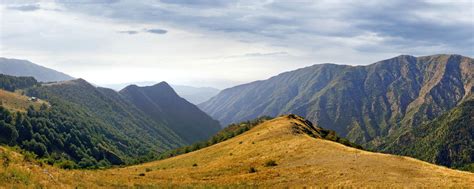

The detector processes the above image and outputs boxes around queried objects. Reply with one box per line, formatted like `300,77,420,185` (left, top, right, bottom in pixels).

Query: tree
0,121,18,145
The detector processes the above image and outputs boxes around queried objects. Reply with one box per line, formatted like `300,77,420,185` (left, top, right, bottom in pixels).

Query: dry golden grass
0,89,47,112
1,115,473,188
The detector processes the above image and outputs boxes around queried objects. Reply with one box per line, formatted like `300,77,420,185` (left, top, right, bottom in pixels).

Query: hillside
119,82,221,143
383,99,474,171
0,58,74,82
0,115,472,188
200,54,473,146
0,74,45,112
21,79,186,165
0,89,46,112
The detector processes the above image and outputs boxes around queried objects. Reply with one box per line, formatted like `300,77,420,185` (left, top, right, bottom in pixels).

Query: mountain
383,98,474,171
200,54,473,146
171,85,220,104
19,78,186,166
102,82,220,105
119,82,221,143
1,115,472,187
0,58,74,82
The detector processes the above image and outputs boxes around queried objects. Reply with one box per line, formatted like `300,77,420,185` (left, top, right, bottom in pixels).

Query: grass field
0,115,473,188
0,89,47,112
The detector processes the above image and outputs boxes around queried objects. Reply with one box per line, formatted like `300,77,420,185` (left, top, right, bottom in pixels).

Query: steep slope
200,54,473,145
0,58,74,82
120,82,221,143
383,98,474,171
171,85,220,104
12,79,186,167
0,115,472,188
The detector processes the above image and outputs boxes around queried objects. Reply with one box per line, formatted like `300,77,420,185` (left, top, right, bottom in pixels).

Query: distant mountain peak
0,57,74,82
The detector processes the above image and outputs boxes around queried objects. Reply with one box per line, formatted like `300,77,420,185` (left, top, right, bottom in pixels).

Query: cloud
7,4,41,11
145,28,168,34
1,0,472,88
50,0,473,57
118,30,139,35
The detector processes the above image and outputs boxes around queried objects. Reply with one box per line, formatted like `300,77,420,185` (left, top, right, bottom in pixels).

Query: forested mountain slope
200,54,473,145
0,77,187,168
383,98,474,171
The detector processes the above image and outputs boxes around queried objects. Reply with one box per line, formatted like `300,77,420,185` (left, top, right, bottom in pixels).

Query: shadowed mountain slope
120,82,221,143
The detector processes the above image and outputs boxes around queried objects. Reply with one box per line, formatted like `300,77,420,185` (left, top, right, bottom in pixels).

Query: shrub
138,173,145,176
248,167,257,173
22,151,37,163
145,168,152,172
57,160,77,169
192,163,198,167
264,160,277,167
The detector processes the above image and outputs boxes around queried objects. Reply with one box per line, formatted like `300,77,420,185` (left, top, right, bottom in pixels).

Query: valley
0,55,472,187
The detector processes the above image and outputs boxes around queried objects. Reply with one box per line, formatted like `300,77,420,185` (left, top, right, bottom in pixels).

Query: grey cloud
159,0,231,7
117,30,139,35
7,4,41,11
145,29,168,34
52,0,474,57
56,0,120,5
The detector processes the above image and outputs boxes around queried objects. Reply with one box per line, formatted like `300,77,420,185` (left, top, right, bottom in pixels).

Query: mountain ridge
0,58,74,82
120,81,221,143
200,54,473,144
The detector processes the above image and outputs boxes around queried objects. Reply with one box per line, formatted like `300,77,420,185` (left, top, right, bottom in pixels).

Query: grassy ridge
1,115,472,188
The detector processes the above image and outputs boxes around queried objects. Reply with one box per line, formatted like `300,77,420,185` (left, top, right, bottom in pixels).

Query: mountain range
101,82,220,105
200,54,473,170
0,58,74,82
171,85,220,104
0,54,472,184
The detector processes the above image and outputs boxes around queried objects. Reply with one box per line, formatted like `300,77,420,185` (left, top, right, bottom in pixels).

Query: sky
0,0,473,89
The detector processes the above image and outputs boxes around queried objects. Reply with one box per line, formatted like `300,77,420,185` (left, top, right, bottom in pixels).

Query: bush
248,167,257,173
138,173,145,176
57,160,76,169
264,160,277,167
192,163,198,167
22,151,37,163
145,168,152,172
1,151,11,168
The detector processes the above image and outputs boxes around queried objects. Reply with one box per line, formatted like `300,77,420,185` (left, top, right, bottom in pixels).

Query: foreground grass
1,115,473,188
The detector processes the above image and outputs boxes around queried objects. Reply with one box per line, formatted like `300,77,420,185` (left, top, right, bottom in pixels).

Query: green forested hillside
200,54,473,145
120,82,221,143
383,99,474,171
0,77,203,168
0,74,38,92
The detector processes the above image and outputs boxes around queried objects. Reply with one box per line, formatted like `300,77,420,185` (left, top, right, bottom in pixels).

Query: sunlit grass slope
0,89,46,112
1,115,473,188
